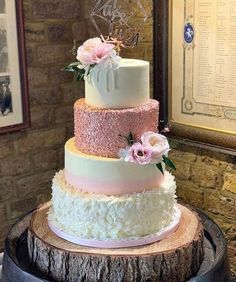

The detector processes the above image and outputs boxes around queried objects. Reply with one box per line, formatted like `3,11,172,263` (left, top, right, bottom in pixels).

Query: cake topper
90,0,148,51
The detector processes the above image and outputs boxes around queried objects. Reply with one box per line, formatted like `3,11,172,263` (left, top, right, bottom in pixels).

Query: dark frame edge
0,0,30,135
153,0,169,127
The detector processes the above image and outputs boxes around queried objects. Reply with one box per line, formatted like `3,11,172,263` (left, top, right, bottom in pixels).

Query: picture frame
153,0,236,152
0,0,30,134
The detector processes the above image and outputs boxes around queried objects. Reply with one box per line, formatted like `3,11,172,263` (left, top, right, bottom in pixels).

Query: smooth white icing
48,170,177,240
85,59,150,108
65,138,164,195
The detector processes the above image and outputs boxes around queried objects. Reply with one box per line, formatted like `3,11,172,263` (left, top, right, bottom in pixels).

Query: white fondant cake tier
65,137,164,195
85,59,150,108
48,170,177,241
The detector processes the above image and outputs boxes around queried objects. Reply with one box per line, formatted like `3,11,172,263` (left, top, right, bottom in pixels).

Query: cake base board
48,205,181,248
27,202,205,282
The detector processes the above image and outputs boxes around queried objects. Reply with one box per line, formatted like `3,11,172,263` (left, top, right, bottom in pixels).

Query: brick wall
168,141,236,273
0,0,89,248
0,0,235,275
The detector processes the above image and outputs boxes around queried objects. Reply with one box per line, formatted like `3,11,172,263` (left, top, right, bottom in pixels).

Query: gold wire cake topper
90,0,148,51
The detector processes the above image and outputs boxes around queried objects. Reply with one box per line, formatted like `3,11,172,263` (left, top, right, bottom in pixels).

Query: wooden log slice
27,202,204,282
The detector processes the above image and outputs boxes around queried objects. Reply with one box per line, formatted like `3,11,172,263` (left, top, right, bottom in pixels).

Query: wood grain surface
27,202,204,282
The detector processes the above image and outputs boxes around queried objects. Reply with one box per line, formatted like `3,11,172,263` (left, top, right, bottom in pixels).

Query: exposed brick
199,155,228,170
48,23,72,42
145,45,153,61
37,189,52,205
0,137,13,159
121,0,152,18
171,161,191,181
72,21,88,41
228,243,236,270
223,173,236,194
49,64,72,84
26,45,34,66
30,85,63,105
9,197,39,220
0,222,14,251
25,23,46,42
191,165,220,189
54,105,73,124
23,0,32,19
169,149,197,163
84,0,95,19
16,127,66,154
205,193,236,220
15,170,55,200
28,67,49,88
176,180,205,209
87,21,110,39
37,44,71,65
0,155,33,177
57,147,64,169
62,82,84,103
32,0,81,19
0,204,7,224
212,216,236,242
0,177,14,203
122,44,146,60
66,122,74,140
32,150,58,171
30,105,53,129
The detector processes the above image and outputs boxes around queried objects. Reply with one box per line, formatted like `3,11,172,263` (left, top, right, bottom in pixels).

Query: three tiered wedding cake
47,38,180,248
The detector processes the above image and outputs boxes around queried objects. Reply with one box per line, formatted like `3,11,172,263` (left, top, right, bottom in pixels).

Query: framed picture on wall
154,0,236,151
0,0,30,134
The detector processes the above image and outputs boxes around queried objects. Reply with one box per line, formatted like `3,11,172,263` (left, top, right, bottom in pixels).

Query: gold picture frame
153,0,236,151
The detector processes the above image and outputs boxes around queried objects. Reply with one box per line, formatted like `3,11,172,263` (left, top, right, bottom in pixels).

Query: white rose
141,132,170,163
76,37,102,65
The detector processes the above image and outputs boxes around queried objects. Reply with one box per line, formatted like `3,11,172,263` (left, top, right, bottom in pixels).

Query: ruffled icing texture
48,170,177,240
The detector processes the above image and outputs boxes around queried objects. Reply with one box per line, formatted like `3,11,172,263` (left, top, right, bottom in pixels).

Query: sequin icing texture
74,99,159,158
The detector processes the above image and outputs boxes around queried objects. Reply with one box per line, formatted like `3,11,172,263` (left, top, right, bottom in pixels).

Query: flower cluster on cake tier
48,38,179,246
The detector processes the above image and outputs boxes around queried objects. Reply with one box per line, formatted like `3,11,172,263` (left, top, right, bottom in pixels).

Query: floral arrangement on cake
64,37,121,81
119,131,176,174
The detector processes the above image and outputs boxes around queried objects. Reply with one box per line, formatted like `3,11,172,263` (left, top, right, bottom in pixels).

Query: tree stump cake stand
2,202,232,282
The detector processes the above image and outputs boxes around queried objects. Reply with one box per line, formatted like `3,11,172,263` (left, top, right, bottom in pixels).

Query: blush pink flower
76,37,102,65
141,132,170,163
90,43,115,64
128,142,152,165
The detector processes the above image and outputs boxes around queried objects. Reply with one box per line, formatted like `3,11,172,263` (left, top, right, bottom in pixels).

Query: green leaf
163,155,176,171
75,72,84,81
63,66,75,72
63,62,81,72
156,163,164,175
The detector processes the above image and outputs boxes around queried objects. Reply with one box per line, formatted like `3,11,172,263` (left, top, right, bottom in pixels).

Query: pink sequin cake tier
74,98,159,158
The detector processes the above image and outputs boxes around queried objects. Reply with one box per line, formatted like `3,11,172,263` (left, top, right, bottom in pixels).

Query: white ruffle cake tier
48,170,180,248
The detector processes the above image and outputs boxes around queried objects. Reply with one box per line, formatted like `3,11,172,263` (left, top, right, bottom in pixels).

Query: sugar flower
141,131,170,163
128,142,152,165
65,37,121,81
90,43,115,64
76,37,102,65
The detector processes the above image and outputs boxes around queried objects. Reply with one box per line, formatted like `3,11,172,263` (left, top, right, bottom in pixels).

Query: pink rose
141,132,170,163
90,43,115,64
128,142,152,165
76,37,102,65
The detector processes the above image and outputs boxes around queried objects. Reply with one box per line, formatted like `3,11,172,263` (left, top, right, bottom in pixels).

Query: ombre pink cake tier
74,98,159,158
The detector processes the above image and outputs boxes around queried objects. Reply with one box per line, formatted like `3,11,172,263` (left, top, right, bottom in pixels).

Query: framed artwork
0,0,30,134
153,0,236,151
